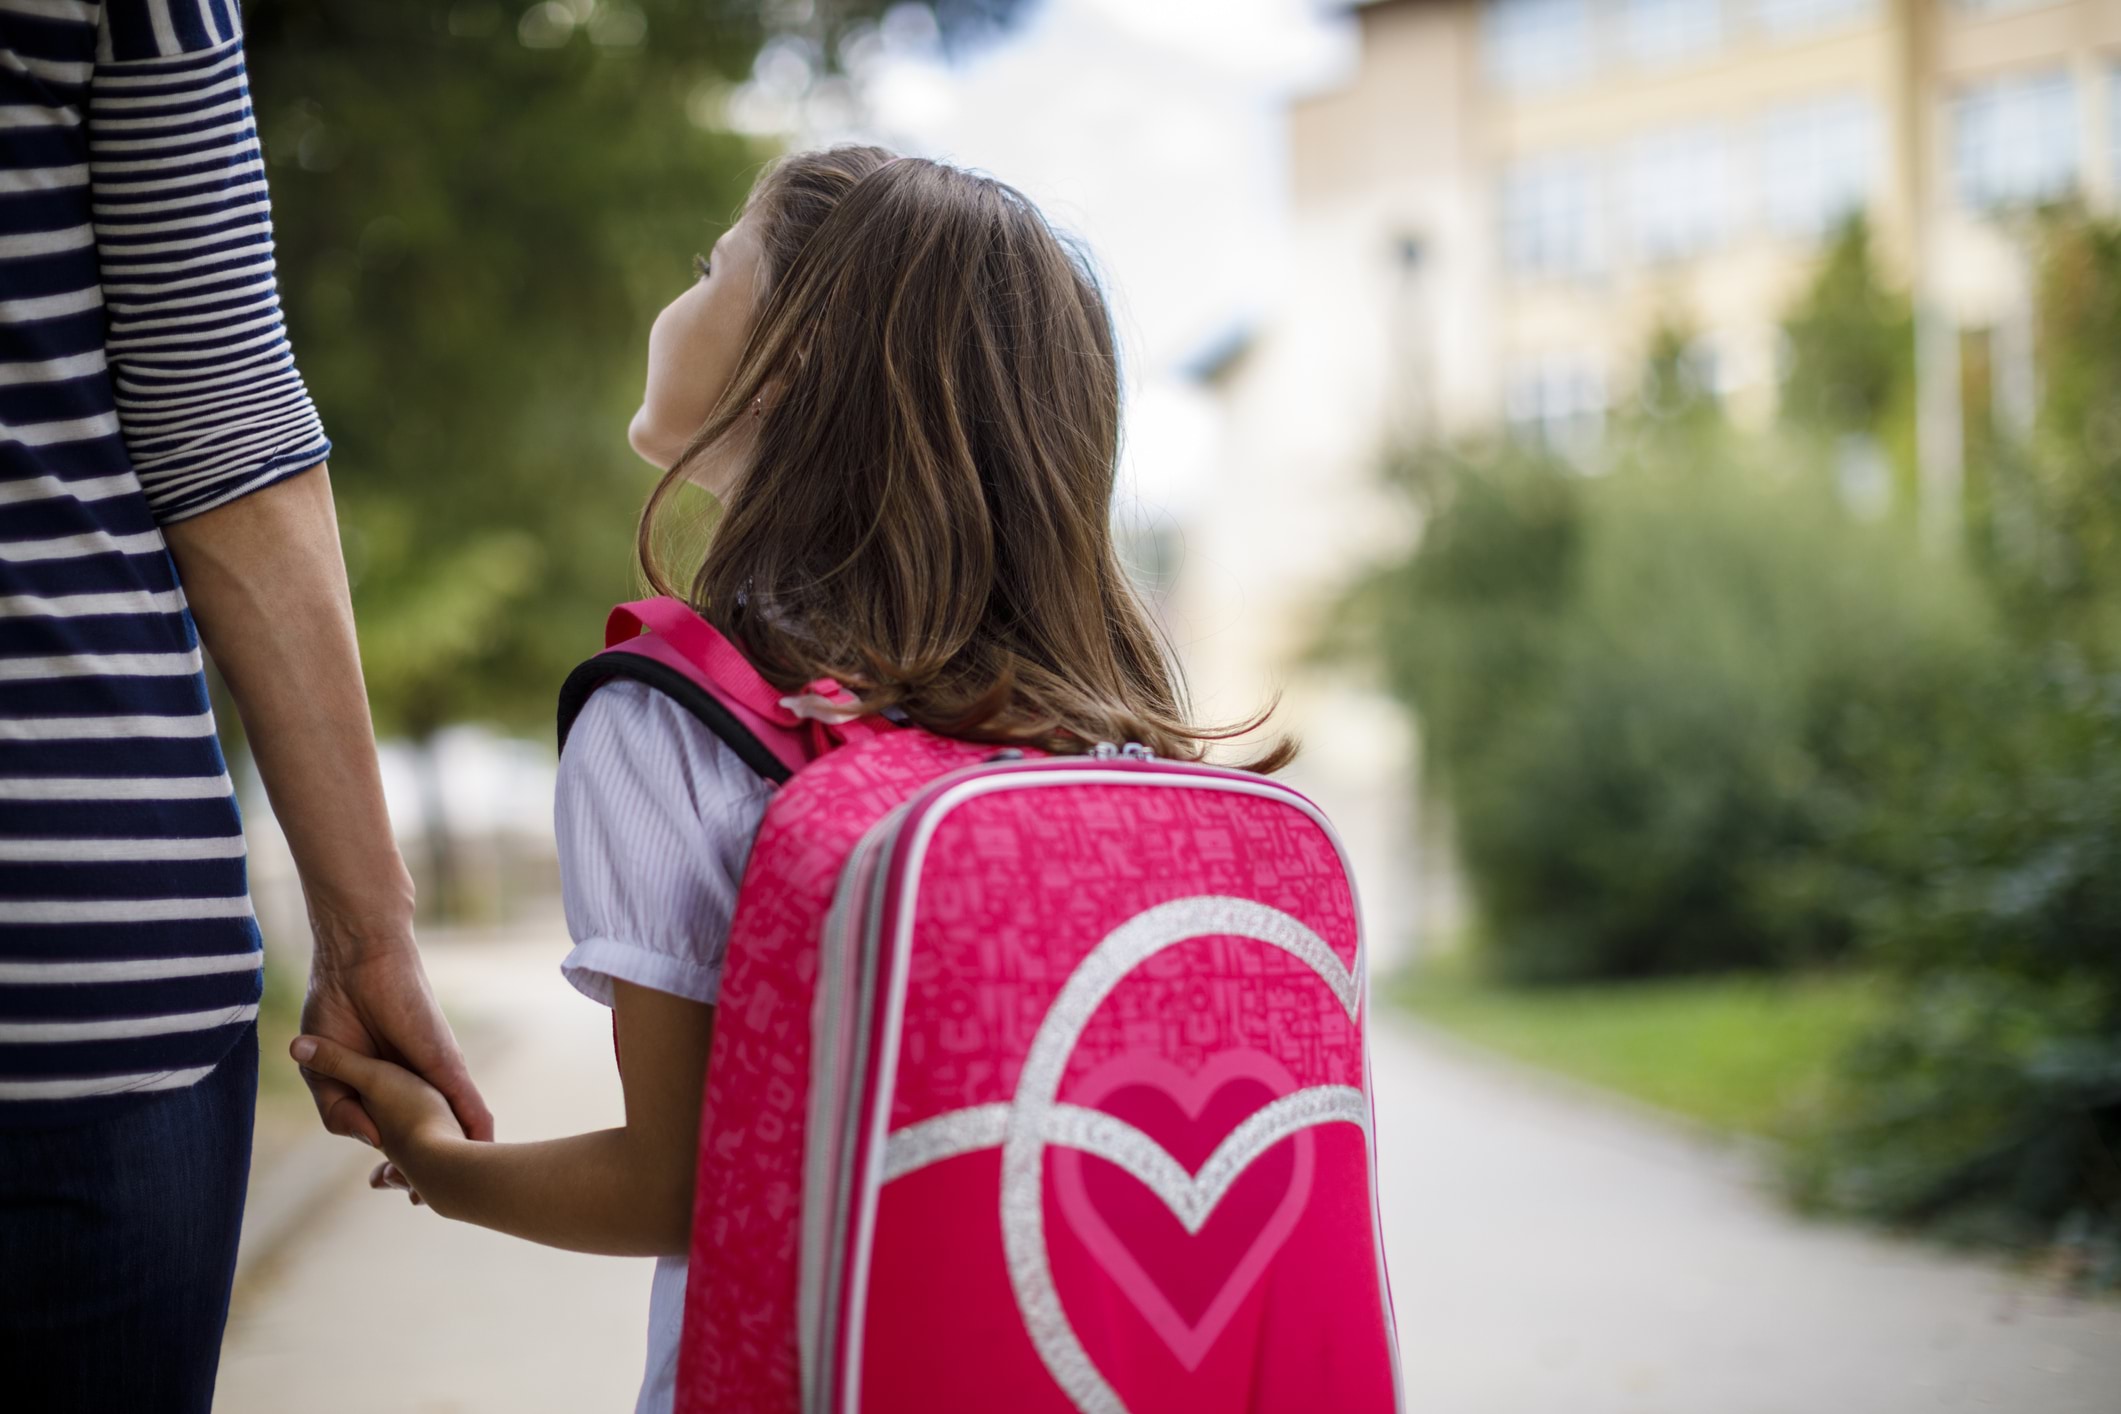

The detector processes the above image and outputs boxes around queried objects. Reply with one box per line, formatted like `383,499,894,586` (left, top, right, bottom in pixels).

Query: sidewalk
1369,1021,2121,1413
217,924,2121,1413
216,928,649,1412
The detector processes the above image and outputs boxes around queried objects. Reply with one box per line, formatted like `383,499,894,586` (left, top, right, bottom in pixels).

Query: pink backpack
560,598,1402,1414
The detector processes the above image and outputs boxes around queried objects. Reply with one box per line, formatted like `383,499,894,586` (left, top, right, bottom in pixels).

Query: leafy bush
1360,213,2121,1274
1360,434,1994,984
1789,216,2121,1278
1787,664,2121,1282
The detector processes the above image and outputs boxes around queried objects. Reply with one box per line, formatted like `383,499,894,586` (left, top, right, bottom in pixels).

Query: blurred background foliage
249,0,755,741
1353,214,2121,1283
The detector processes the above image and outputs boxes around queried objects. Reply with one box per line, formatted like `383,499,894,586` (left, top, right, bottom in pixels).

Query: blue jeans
0,1024,257,1413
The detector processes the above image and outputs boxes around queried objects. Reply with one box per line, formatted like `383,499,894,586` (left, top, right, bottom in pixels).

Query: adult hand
299,940,494,1148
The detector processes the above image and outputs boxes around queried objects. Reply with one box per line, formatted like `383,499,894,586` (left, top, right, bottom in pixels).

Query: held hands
291,1033,462,1206
300,941,494,1148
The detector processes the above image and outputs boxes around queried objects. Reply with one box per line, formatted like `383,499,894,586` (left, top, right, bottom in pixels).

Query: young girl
289,145,1284,1414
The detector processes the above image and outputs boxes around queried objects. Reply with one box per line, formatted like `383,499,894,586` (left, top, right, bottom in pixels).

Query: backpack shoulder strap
602,598,801,726
556,598,810,784
557,650,795,785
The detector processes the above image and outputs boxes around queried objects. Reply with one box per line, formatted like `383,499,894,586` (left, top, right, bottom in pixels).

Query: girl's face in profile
629,215,765,497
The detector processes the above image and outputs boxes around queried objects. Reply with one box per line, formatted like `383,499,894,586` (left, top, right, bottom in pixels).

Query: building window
1753,0,1875,39
1759,94,1879,236
1484,0,1594,92
1623,0,1722,65
1953,70,2078,209
1627,125,1732,262
1505,353,1607,453
1501,152,1603,277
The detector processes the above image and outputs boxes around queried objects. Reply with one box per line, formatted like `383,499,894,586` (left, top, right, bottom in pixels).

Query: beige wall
1486,7,1907,424
1289,0,1496,435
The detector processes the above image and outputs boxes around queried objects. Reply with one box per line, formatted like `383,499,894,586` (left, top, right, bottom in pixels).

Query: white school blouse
553,677,774,1414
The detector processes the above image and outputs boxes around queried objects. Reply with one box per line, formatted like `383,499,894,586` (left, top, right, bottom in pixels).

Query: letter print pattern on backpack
811,768,1399,1414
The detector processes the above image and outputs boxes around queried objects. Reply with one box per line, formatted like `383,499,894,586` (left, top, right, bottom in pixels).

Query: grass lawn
1390,965,1885,1140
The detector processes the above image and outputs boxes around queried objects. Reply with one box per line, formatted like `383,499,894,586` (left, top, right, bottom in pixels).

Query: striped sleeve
85,1,329,524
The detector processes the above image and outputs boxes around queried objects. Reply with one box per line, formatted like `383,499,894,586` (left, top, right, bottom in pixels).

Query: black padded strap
556,654,793,785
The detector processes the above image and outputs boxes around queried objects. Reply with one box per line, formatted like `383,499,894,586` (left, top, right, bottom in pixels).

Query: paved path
217,927,2121,1413
1369,1024,2121,1413
217,928,652,1413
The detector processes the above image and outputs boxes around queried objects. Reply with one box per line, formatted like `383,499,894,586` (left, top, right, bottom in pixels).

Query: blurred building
1177,0,2118,962
1262,0,2115,443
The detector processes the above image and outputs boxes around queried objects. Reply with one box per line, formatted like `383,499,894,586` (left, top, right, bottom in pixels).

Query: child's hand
290,1034,466,1184
369,1159,427,1206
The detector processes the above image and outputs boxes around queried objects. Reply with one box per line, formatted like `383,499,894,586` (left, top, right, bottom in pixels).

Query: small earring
751,395,762,419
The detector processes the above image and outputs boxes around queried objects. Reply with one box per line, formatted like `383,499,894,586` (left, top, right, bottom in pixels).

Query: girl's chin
627,416,683,472
630,414,738,494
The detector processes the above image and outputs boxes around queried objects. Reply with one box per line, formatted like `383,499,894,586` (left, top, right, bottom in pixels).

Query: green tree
1777,216,1914,441
242,1,808,733
1792,216,2121,1282
1776,216,1917,523
1979,216,2121,661
245,1,765,911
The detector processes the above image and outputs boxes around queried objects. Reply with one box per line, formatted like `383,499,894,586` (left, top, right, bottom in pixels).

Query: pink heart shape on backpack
1051,1048,1316,1371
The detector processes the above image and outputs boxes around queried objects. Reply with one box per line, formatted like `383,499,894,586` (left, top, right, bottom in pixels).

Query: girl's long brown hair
638,145,1290,769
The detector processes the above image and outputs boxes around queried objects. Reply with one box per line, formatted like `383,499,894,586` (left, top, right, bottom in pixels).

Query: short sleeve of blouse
553,679,774,1009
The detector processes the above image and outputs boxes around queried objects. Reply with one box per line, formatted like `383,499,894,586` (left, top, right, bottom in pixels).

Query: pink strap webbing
605,598,796,727
603,597,898,754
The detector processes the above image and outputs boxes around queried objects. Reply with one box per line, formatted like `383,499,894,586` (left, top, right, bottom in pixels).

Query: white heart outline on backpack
878,896,1370,1414
1048,1047,1321,1372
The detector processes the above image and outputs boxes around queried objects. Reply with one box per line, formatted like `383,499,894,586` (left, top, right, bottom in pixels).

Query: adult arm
90,4,490,1142
295,979,714,1256
163,471,493,1145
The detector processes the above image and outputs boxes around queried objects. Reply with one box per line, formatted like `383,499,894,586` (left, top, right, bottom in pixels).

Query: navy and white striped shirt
1,0,329,1123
